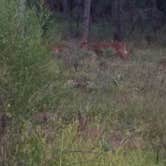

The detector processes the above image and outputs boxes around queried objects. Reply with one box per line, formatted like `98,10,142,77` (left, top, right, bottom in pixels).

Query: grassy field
0,1,166,165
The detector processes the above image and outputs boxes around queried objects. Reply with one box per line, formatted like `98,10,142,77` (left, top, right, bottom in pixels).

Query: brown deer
80,39,129,59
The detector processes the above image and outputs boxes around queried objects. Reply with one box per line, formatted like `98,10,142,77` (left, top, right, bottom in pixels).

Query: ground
1,40,166,166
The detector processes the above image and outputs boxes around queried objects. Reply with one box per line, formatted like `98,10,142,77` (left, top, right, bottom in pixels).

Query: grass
2,44,165,165
1,121,165,166
0,0,166,165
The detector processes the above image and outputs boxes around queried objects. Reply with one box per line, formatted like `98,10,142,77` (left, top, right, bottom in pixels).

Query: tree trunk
82,0,92,42
112,0,124,41
150,0,157,8
62,0,69,16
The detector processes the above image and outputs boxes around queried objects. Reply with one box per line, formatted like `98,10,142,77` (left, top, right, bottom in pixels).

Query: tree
62,0,69,15
82,0,92,42
112,0,124,41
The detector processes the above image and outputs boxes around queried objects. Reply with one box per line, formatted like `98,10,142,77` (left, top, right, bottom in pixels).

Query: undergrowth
0,0,166,165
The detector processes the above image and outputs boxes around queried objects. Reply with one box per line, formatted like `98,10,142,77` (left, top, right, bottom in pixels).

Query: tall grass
0,0,66,164
0,1,166,165
0,0,65,117
1,122,165,166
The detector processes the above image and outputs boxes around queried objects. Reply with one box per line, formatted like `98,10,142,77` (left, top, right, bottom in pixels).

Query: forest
0,0,166,165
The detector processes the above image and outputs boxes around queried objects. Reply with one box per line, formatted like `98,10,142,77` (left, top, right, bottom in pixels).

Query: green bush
0,0,64,116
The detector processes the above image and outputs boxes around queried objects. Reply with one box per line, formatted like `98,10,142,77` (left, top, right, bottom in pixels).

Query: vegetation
0,0,166,166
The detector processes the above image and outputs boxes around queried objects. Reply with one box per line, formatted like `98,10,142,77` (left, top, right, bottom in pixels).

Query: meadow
0,1,166,165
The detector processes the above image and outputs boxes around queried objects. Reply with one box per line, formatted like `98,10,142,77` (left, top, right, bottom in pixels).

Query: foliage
0,0,166,165
0,0,65,116
1,121,165,166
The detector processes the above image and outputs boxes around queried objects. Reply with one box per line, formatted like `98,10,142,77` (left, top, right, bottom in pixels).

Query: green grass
0,0,166,165
1,122,165,166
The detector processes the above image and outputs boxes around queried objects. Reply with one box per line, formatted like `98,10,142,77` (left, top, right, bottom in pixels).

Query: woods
39,0,166,41
0,0,166,165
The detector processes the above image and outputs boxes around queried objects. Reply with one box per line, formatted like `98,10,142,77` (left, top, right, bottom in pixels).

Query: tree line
26,0,166,42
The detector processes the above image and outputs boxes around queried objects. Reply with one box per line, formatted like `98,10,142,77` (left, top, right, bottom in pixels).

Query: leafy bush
0,0,64,116
0,1,165,165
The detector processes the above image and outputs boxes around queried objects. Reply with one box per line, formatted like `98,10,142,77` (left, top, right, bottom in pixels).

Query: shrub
0,0,64,116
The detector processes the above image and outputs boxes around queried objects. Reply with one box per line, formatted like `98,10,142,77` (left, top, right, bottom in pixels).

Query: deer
80,39,129,59
51,38,129,60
